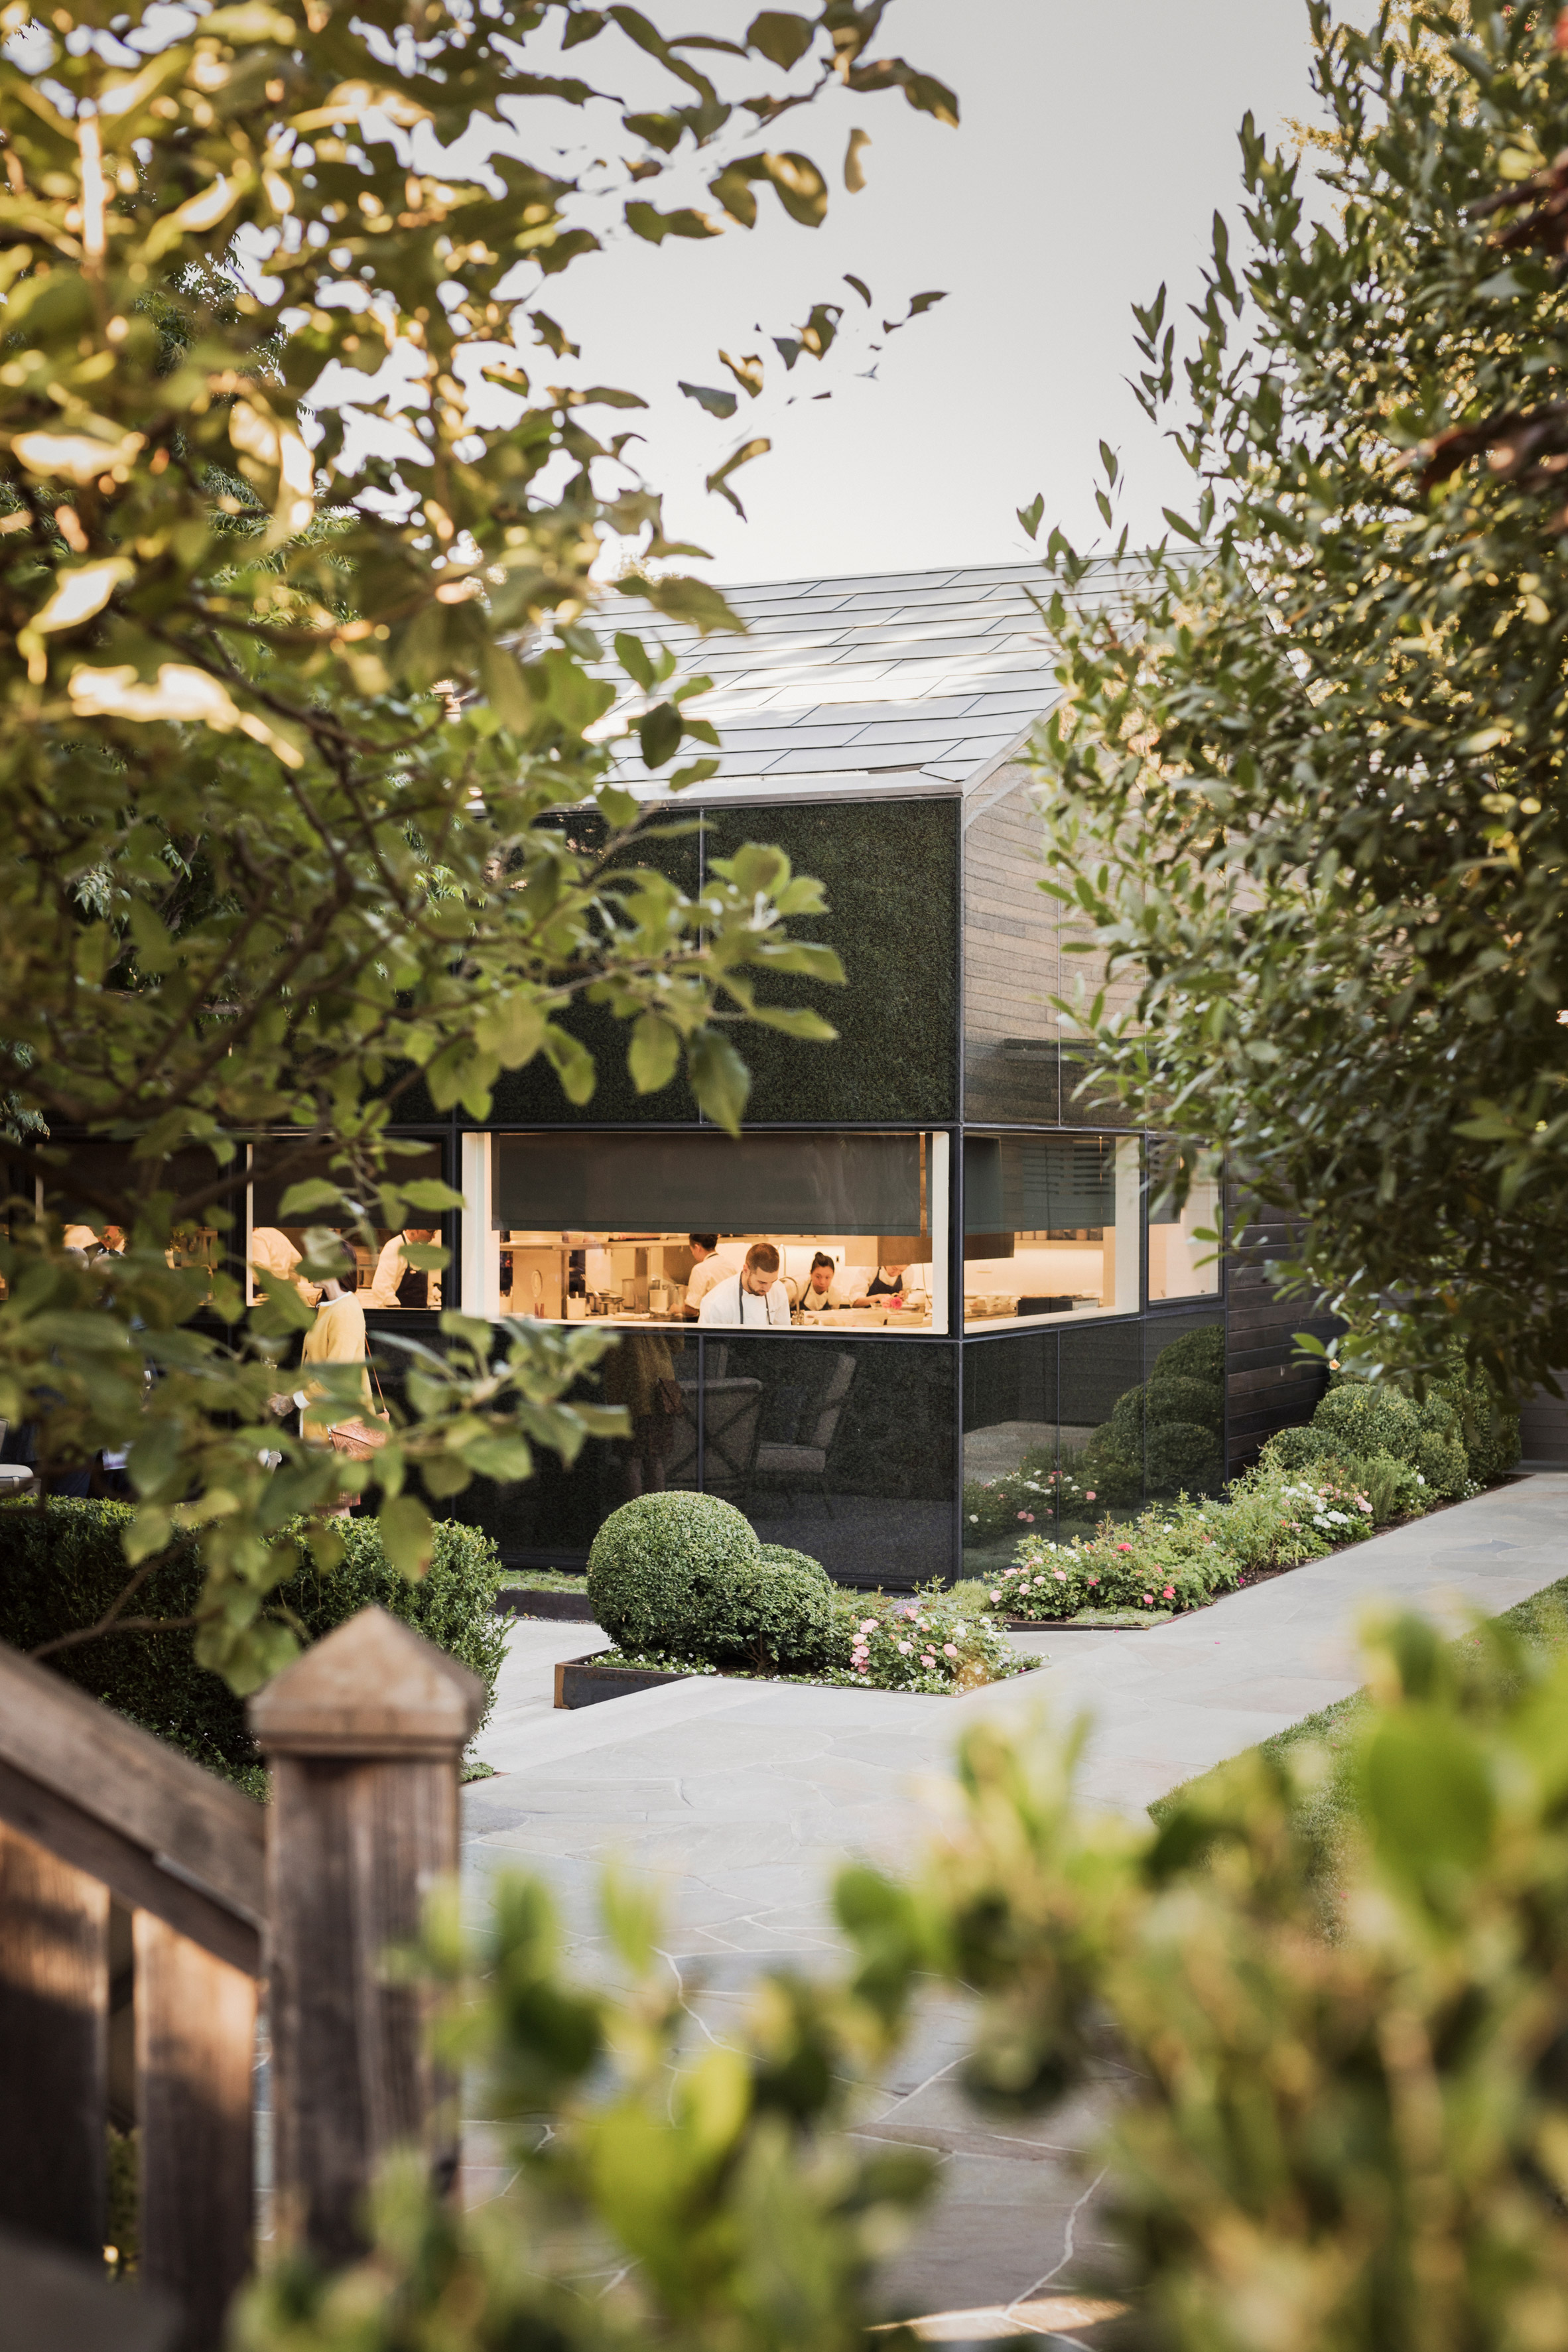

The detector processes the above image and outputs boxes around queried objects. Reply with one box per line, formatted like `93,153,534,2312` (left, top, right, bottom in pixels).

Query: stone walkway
462,1471,1568,2326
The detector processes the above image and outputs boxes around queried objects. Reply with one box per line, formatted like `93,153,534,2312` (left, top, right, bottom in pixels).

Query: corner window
1147,1151,1220,1302
962,1133,1140,1329
474,1130,949,1335
248,1140,448,1310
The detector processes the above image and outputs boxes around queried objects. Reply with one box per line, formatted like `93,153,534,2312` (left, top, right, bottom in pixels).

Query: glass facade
962,1132,1140,1329
480,1129,950,1334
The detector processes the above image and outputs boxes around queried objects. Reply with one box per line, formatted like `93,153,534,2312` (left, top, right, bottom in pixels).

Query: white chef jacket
799,1281,849,1313
683,1252,738,1313
697,1272,791,1327
367,1233,442,1309
249,1225,320,1305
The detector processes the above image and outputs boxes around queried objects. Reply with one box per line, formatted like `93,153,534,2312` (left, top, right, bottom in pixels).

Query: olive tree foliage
1022,0,1568,1396
0,0,955,1687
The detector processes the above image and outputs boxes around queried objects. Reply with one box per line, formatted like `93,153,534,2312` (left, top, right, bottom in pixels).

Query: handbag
326,1360,391,1463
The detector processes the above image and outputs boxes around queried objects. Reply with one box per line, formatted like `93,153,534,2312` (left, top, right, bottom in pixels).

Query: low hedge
0,1499,508,1789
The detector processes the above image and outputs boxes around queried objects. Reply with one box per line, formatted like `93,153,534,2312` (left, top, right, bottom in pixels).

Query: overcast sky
541,0,1342,590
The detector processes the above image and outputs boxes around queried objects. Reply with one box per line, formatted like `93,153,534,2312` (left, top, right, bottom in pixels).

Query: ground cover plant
972,1360,1519,1624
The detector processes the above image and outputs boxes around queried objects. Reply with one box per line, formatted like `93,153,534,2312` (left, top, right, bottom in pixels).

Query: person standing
799,1252,848,1313
697,1242,791,1327
367,1226,442,1309
681,1232,733,1320
248,1224,321,1305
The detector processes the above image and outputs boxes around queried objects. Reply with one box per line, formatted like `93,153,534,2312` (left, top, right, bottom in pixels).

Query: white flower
969,1513,979,1522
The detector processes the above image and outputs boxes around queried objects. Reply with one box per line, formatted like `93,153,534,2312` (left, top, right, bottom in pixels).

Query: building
58,561,1329,1583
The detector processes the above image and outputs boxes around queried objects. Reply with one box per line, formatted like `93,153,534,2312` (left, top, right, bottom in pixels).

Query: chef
850,1260,926,1309
367,1226,442,1309
798,1252,848,1313
681,1232,735,1320
697,1241,791,1327
249,1224,320,1305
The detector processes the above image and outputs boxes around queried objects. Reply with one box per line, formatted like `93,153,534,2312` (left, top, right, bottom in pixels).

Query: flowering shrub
984,1461,1404,1623
961,1460,1098,1535
828,1586,1019,1693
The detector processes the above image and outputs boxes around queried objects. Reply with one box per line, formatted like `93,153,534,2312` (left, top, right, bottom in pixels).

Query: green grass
1151,1575,1568,1854
497,1566,587,1591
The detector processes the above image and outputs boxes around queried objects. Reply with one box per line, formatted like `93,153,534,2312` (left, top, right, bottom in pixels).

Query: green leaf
679,381,739,419
377,1492,435,1582
399,1179,466,1212
278,1179,346,1220
688,1027,751,1134
628,1012,681,1094
638,699,683,769
705,437,771,518
614,631,657,690
844,129,871,193
746,9,813,67
1017,493,1044,541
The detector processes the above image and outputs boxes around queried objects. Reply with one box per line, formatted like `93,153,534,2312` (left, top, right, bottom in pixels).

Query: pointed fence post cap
248,1606,486,1758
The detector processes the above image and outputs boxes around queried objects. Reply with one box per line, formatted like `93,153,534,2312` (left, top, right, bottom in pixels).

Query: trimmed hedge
0,1500,509,1788
586,1495,839,1672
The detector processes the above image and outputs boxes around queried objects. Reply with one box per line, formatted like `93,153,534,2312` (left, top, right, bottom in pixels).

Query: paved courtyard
462,1471,1568,2331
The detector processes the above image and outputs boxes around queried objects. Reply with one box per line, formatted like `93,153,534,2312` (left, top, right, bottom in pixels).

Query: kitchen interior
962,1224,1114,1326
497,1230,939,1329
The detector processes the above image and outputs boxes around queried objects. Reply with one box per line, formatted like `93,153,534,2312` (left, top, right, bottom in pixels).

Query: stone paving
461,1471,1568,2331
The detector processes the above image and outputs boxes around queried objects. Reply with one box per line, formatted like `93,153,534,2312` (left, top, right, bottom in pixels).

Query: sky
533,0,1342,590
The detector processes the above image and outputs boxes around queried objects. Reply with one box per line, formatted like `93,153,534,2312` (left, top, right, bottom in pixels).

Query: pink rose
1086,1575,1099,1587
989,1590,1002,1602
1086,1490,1096,1502
943,1643,958,1657
859,1618,878,1633
1116,1542,1133,1553
1052,1568,1067,1583
1162,1585,1175,1599
1017,1510,1034,1522
897,1640,912,1655
920,1654,937,1668
1142,1593,1153,1605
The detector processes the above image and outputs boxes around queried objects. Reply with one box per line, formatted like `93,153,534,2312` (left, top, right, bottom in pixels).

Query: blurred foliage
0,0,955,1688
836,1605,1568,2350
1021,1,1568,1395
232,1866,933,2352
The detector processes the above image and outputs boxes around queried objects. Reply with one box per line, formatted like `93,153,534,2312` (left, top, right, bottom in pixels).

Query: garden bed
555,1654,688,1709
496,1587,596,1622
556,1640,1044,1705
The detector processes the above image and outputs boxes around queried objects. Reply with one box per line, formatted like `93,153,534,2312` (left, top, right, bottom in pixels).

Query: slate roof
608,556,1139,805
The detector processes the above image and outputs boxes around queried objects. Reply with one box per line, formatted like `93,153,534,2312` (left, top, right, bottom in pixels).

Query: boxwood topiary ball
702,1556,838,1674
586,1491,759,1655
755,1543,830,1582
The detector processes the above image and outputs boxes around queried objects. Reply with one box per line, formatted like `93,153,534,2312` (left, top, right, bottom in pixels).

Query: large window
962,1133,1140,1329
472,1130,950,1335
248,1140,448,1310
1147,1151,1220,1302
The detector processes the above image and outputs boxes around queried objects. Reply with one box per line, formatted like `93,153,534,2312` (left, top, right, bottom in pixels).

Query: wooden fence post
0,1823,109,2254
249,1607,485,2268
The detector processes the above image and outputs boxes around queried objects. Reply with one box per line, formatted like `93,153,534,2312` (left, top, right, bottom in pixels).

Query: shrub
1149,1324,1226,1388
586,1492,759,1656
832,1585,1015,1692
1145,1421,1222,1496
702,1555,837,1674
756,1545,831,1583
0,1499,509,1784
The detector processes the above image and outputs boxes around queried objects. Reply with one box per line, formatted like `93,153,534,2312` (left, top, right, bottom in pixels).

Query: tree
0,0,956,1687
1020,1,1568,1396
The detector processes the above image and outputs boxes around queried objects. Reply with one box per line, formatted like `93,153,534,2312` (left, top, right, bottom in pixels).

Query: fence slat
0,1823,109,2253
250,1608,485,2266
135,1914,257,2352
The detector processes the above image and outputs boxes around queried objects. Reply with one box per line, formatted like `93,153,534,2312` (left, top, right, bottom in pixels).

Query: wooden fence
0,1608,486,2350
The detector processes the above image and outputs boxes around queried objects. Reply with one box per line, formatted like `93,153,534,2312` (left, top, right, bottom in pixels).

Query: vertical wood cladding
1521,1379,1568,1465
1224,1183,1341,1471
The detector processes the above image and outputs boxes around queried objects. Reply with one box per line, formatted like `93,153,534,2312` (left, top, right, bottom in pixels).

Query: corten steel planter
553,1655,692,1709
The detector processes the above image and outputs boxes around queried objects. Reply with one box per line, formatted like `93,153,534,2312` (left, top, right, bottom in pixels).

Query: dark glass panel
449,1331,698,1570
701,798,959,1124
962,1134,1117,1232
706,1334,956,1589
1142,1311,1226,1499
960,1329,1059,1581
1059,1317,1145,1533
494,1130,921,1236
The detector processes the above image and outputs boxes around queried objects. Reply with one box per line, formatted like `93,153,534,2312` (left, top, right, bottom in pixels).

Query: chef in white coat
367,1227,442,1309
696,1241,791,1327
681,1232,736,1320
